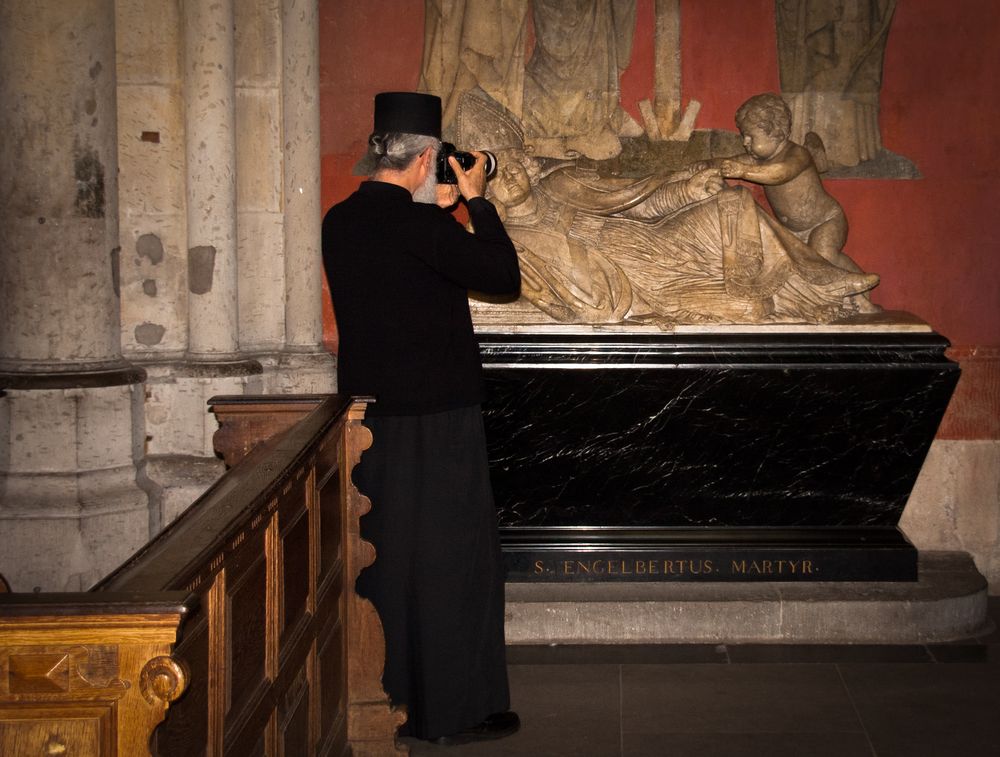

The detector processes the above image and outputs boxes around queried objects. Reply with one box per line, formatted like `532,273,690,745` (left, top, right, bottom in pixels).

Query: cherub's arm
722,144,812,186
700,154,754,169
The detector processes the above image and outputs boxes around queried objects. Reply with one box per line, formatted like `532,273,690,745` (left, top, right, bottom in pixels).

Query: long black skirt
354,404,510,740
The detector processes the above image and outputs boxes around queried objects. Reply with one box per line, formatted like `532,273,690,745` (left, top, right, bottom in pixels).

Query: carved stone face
491,159,533,207
740,124,784,161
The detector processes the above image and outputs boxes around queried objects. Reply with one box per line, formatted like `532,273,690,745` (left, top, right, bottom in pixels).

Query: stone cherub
709,93,880,313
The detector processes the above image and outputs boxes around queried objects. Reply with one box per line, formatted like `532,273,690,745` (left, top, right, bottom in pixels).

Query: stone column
117,0,188,361
235,0,285,353
282,0,324,351
184,0,240,359
271,0,336,393
0,0,149,590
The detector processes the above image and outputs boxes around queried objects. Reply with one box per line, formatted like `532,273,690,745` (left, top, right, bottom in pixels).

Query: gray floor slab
623,731,876,757
620,664,864,736
401,597,1000,756
838,663,1000,757
406,664,623,757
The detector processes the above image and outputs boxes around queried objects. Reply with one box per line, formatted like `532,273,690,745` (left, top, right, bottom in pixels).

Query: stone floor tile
405,664,624,756
623,731,876,757
926,644,1000,663
839,663,1000,757
621,664,862,735
726,644,932,664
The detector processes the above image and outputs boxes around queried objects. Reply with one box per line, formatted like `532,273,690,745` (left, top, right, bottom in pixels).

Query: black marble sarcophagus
479,318,959,582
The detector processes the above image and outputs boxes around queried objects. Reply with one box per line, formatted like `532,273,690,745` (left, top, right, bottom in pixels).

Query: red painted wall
319,0,1000,437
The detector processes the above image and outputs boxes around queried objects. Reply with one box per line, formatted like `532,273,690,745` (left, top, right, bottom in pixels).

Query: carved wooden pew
0,594,192,755
0,394,407,755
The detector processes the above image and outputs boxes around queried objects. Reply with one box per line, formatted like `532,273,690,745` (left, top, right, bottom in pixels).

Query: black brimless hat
373,92,442,139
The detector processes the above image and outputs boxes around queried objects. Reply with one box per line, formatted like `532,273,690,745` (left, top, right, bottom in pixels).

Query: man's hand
435,184,460,209
449,151,488,200
686,167,725,200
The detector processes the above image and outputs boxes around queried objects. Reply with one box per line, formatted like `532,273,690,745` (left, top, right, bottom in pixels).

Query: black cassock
355,405,509,739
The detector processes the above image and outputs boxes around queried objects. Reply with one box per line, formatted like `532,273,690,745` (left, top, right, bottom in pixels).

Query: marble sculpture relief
419,0,644,160
417,2,890,327
461,92,879,328
776,0,897,168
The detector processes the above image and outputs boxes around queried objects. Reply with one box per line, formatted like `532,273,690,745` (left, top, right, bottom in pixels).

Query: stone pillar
270,0,336,393
235,0,285,353
282,0,324,351
0,0,149,590
184,0,240,359
117,0,188,361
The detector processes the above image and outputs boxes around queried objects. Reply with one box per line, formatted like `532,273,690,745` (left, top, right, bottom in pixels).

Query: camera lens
481,151,498,180
435,145,499,184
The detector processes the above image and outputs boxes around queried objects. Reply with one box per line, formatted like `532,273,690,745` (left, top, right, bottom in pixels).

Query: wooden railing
0,395,406,756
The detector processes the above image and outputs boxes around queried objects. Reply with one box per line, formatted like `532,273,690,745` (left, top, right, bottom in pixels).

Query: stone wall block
2,473,80,515
75,385,143,468
0,520,98,591
236,88,283,211
115,0,182,84
1,387,146,512
78,507,150,587
261,353,336,394
235,0,281,85
75,467,148,514
0,506,150,591
238,212,286,350
902,439,1000,591
120,214,189,357
1,220,121,365
4,390,82,472
117,85,187,216
143,379,212,457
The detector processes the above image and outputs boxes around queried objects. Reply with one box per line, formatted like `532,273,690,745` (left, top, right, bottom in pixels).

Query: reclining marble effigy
457,92,879,327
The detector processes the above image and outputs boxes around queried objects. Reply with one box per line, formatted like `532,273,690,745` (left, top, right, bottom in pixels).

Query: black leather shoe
430,711,520,745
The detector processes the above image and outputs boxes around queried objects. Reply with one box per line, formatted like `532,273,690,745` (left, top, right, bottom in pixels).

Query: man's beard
412,166,438,204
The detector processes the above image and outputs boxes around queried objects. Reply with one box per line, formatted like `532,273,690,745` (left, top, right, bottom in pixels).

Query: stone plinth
504,551,989,644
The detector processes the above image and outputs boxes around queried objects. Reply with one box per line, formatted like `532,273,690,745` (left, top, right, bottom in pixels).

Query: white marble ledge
474,310,935,336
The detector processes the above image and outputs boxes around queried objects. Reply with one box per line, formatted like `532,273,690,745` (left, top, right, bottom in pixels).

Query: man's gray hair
369,132,440,173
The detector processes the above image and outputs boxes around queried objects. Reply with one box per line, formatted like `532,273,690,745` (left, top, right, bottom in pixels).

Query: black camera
436,143,497,185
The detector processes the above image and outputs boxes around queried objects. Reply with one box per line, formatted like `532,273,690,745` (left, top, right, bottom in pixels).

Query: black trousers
355,405,510,740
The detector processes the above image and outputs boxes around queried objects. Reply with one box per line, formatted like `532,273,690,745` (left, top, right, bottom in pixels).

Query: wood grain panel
3,396,403,756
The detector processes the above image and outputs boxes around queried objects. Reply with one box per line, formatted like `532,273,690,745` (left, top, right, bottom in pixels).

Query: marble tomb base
478,315,959,583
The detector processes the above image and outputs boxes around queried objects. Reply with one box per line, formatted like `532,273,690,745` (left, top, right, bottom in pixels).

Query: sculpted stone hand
449,152,487,200
686,168,726,201
719,159,746,179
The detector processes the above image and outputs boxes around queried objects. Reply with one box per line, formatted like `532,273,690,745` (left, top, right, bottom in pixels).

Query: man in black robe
321,92,521,745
